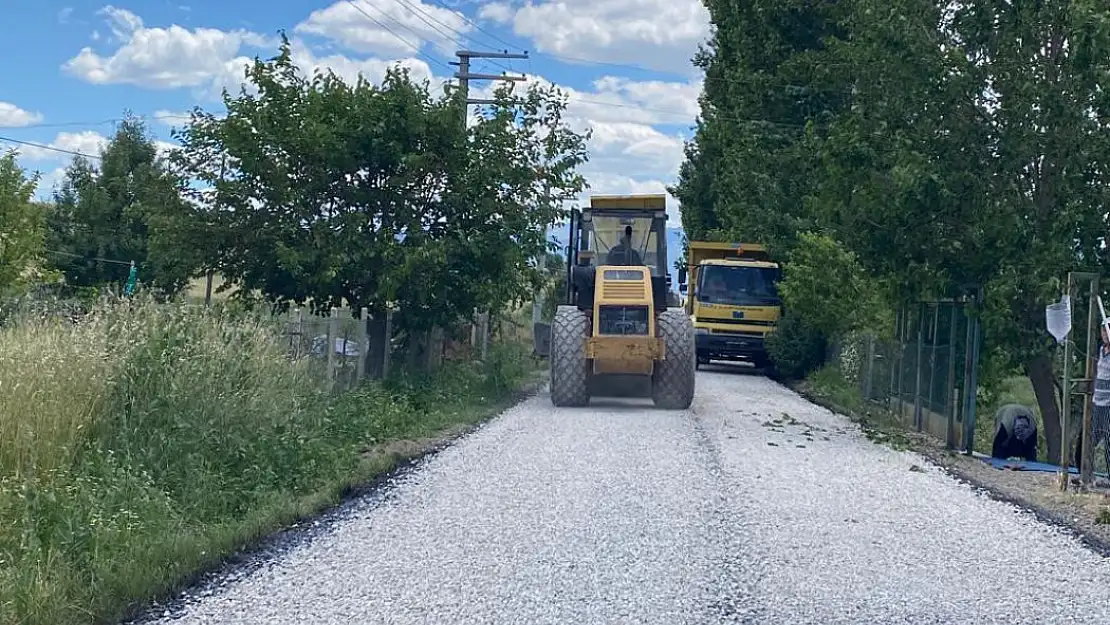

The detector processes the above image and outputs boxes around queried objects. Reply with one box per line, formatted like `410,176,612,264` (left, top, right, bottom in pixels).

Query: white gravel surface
147,368,1110,624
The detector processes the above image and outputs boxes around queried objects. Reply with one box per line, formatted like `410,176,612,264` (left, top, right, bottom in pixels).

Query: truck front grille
602,283,646,300
598,305,650,335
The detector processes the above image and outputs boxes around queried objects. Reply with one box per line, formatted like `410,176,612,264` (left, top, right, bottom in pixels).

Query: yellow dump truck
678,241,783,370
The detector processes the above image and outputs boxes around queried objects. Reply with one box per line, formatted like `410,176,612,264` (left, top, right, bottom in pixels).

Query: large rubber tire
550,306,591,407
652,309,696,409
753,352,777,378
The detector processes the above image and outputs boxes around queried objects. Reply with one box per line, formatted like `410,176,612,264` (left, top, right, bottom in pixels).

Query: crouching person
992,404,1038,462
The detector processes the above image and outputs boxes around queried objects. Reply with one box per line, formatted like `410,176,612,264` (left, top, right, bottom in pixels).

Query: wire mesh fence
282,306,494,392
834,301,982,451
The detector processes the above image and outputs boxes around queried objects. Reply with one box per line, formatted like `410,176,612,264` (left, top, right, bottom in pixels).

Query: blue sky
0,1,707,228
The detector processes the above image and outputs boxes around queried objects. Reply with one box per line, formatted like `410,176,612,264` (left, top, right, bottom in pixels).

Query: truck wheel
652,308,696,409
550,306,591,407
754,353,775,375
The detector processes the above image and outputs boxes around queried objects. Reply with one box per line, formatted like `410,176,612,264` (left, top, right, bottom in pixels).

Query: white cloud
0,102,44,127
154,139,180,157
288,39,439,89
31,167,69,200
14,131,110,162
576,172,681,227
480,0,710,75
151,109,191,126
100,5,143,41
62,6,271,92
481,73,701,127
59,6,698,230
295,0,471,57
468,73,696,191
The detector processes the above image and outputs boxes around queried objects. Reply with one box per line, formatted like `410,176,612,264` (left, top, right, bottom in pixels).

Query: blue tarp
972,451,1108,478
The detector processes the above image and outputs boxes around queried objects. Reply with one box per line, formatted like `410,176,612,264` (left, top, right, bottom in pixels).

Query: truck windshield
588,214,663,277
697,265,781,306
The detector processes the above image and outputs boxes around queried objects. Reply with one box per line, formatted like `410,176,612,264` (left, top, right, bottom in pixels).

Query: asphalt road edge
121,372,549,624
788,379,1110,560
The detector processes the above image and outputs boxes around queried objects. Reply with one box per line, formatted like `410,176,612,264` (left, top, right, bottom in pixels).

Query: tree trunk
1029,353,1062,464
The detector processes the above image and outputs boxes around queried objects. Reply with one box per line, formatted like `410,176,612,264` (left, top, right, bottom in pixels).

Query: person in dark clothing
992,404,1038,462
607,226,644,266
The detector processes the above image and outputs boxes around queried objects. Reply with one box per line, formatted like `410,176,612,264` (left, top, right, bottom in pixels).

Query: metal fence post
356,307,368,381
961,299,975,452
964,289,983,456
888,308,900,404
895,307,905,408
479,311,490,361
383,308,393,379
327,307,339,390
863,333,875,401
291,307,303,359
1060,275,1075,489
1081,276,1100,486
914,303,925,431
946,303,958,449
926,304,939,417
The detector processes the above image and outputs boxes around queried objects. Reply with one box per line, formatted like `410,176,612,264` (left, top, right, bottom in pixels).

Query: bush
766,313,828,380
0,296,537,625
778,231,882,341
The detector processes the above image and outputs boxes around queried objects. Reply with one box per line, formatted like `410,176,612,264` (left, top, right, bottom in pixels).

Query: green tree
947,0,1110,462
0,151,45,293
680,0,1110,462
171,35,589,333
778,231,883,341
671,0,852,250
48,115,190,294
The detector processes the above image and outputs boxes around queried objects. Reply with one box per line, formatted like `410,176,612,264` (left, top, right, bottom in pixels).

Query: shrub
766,313,828,380
777,231,882,342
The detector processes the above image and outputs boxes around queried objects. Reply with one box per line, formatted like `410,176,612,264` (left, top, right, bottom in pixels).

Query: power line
387,0,516,73
13,112,193,130
343,0,454,73
0,135,103,159
0,93,804,166
44,249,134,266
433,1,520,53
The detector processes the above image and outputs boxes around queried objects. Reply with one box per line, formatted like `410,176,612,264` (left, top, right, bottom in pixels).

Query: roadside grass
804,366,916,451
804,364,1038,457
0,297,540,625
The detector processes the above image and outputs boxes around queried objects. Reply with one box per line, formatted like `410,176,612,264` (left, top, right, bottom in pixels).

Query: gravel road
148,369,1110,624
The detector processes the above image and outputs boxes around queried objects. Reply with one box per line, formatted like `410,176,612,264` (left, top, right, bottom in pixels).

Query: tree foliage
778,231,883,341
0,152,45,293
169,35,589,333
47,116,189,294
680,0,1110,460
671,0,851,249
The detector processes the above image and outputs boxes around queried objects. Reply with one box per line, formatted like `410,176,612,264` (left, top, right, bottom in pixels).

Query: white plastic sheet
1045,294,1072,344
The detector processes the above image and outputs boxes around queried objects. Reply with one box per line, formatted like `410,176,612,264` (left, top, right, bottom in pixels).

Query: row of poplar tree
673,0,1110,461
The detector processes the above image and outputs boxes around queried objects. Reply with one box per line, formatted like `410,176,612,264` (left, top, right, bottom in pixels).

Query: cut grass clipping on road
0,297,539,625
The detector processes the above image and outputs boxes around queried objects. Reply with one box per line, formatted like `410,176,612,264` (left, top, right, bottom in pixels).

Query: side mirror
678,266,687,284
679,284,688,294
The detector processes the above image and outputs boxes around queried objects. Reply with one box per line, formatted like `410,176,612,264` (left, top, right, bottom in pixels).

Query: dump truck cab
679,241,783,369
539,193,696,409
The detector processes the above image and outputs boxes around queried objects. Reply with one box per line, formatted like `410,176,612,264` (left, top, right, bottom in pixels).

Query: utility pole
453,49,528,359
451,49,529,123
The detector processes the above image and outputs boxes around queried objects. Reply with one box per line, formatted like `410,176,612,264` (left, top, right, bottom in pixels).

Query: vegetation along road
132,370,1110,625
